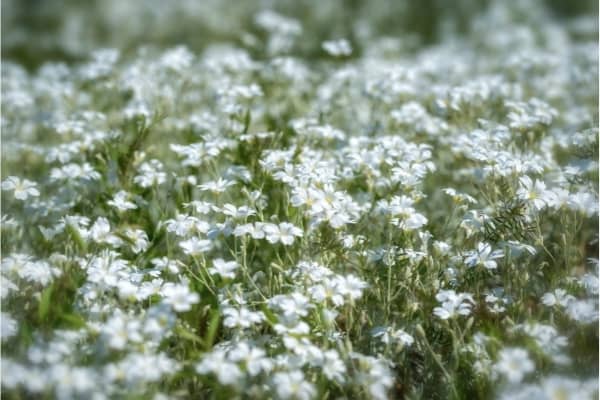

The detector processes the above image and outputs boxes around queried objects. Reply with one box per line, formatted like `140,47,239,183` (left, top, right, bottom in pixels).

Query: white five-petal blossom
1,176,39,200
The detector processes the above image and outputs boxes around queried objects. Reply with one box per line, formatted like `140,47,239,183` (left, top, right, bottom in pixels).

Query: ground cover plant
1,0,598,398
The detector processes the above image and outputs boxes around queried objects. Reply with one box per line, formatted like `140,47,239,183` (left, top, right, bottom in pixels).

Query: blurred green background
2,0,597,70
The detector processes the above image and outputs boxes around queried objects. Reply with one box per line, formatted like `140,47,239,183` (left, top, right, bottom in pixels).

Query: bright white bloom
138,278,164,300
107,190,137,211
308,278,345,307
274,319,311,336
106,352,180,384
442,187,477,204
166,214,209,237
334,274,368,300
101,312,143,350
269,293,313,319
264,222,303,245
352,353,394,400
541,289,575,307
124,228,149,253
580,274,599,297
322,39,352,56
465,242,504,269
272,371,316,400
179,237,212,256
198,178,235,194
133,160,167,188
321,349,346,382
220,204,256,219
1,176,39,200
372,326,414,347
161,283,199,312
1,277,18,299
151,257,180,274
494,347,535,383
517,176,552,211
565,299,598,323
433,290,475,319
196,348,242,386
49,365,97,399
1,312,17,340
50,162,101,181
541,375,598,400
485,292,508,314
160,45,194,72
19,260,61,286
89,217,123,247
227,341,273,376
248,222,267,239
222,306,265,329
86,250,130,288
208,259,239,279
513,323,568,362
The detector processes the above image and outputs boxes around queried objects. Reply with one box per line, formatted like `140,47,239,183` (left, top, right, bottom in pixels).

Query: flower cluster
1,0,598,399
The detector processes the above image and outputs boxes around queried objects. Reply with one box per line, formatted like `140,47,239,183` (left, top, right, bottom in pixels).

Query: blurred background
2,0,597,70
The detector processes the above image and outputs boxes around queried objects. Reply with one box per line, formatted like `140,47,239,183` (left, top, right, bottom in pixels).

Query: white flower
138,278,164,300
133,160,167,188
160,45,194,72
196,348,242,386
352,353,394,400
565,299,599,323
1,176,39,200
124,228,149,254
101,312,143,350
107,190,137,211
494,347,535,383
433,290,475,319
161,283,199,312
179,237,212,256
1,312,17,341
272,371,316,400
321,350,346,383
151,257,180,274
372,327,414,347
541,289,575,307
222,306,265,329
269,293,313,319
541,375,598,400
517,176,552,211
19,260,61,286
322,39,352,56
198,178,235,194
166,214,208,237
220,204,256,219
50,162,101,181
465,242,504,269
227,341,273,376
264,222,303,245
208,258,239,279
1,277,18,299
89,217,123,247
308,279,345,307
334,274,368,300
513,323,568,360
86,250,130,288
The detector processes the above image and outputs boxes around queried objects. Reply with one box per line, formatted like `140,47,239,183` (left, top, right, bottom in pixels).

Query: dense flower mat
1,0,598,398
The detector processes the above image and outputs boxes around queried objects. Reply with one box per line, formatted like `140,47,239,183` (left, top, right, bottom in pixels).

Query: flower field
1,0,598,398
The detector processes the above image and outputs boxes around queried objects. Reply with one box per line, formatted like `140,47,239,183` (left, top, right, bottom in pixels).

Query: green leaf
60,313,87,329
204,311,220,350
38,284,54,321
176,325,205,346
243,109,251,134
